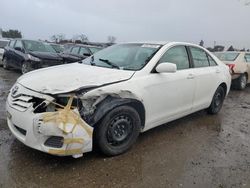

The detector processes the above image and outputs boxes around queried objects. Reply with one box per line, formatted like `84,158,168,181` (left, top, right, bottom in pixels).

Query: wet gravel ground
0,67,250,188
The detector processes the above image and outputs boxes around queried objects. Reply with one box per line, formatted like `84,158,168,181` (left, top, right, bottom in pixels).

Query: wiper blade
99,58,120,69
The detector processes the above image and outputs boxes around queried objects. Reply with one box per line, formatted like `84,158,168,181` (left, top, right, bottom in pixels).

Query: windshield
0,40,9,48
89,47,102,54
215,52,240,61
82,43,161,70
23,40,56,53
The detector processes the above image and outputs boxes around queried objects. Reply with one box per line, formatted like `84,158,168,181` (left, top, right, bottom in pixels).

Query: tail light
227,64,235,73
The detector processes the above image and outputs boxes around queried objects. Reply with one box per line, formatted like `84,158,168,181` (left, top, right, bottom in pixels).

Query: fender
89,96,145,128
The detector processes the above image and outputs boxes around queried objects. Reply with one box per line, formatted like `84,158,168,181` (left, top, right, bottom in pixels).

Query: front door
142,45,196,130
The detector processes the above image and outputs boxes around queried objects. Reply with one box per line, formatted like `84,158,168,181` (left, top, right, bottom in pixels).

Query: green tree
2,29,22,38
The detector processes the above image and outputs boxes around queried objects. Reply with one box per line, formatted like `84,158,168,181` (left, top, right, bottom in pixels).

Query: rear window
215,52,239,61
0,40,9,48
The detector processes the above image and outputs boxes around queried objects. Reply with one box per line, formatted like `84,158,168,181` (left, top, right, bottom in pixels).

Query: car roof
72,44,103,48
125,41,169,45
0,38,10,42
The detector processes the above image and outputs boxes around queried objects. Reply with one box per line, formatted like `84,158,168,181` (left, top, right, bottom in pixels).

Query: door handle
187,74,195,79
215,69,221,73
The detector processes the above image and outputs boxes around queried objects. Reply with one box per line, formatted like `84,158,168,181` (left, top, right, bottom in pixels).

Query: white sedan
6,42,231,158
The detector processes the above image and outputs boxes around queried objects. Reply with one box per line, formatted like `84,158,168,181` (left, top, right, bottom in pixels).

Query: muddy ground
0,67,250,188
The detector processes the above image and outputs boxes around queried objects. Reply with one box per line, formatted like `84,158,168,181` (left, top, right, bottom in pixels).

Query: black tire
207,86,225,114
3,58,9,69
234,73,247,90
95,105,141,156
21,61,33,74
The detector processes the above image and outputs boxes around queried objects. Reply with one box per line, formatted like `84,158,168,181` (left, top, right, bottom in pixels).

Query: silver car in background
0,38,10,66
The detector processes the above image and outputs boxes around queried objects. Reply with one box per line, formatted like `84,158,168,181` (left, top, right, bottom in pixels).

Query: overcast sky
0,0,250,48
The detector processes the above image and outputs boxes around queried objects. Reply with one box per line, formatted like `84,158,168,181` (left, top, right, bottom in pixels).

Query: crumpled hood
29,51,63,61
17,63,135,94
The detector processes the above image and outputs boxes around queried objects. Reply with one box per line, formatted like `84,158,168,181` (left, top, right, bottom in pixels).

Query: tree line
199,40,250,52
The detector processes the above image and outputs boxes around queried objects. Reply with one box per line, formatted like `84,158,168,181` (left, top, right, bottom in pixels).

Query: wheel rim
3,58,7,68
22,63,28,74
241,75,247,88
214,92,222,108
107,114,133,146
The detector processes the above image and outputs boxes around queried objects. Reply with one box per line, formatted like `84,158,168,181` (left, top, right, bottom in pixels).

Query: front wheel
3,58,9,69
95,105,141,156
207,86,225,114
21,61,33,74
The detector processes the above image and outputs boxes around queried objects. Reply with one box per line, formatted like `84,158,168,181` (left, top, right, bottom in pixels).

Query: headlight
28,54,41,62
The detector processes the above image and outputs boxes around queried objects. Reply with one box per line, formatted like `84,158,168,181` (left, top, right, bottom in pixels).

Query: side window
14,40,23,49
9,40,16,48
207,55,217,66
79,47,89,55
190,47,210,68
244,54,250,62
71,47,80,55
158,46,190,70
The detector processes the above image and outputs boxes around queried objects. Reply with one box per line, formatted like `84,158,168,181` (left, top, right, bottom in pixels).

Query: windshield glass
215,52,240,61
82,43,161,70
23,40,56,53
89,47,102,54
0,40,9,48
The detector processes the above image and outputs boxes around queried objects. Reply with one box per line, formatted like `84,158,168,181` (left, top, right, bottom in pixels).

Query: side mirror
14,47,23,52
83,53,91,57
156,63,177,73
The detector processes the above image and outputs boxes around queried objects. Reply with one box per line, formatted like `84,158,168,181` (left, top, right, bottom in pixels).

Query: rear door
188,46,221,110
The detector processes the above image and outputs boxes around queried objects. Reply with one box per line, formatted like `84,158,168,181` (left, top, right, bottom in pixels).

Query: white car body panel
6,42,231,157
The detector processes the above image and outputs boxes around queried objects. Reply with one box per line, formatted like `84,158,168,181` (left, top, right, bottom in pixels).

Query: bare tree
50,35,57,42
199,40,204,47
72,34,88,43
79,34,88,42
50,34,65,43
107,36,116,43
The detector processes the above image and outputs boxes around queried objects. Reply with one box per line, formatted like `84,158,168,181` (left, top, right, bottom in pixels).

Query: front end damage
6,84,94,158
6,83,142,158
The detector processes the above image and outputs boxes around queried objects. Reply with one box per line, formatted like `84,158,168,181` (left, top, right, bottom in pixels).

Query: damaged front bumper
6,84,93,158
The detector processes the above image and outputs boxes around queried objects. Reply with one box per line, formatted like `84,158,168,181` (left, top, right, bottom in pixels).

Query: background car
0,38,10,66
6,42,231,158
2,39,65,74
61,44,103,63
215,52,250,90
49,43,64,53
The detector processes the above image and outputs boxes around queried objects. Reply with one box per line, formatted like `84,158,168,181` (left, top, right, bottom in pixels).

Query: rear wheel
21,61,33,74
234,73,247,90
95,105,141,156
207,86,225,114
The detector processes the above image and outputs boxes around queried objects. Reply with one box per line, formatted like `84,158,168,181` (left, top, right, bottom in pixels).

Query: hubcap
214,92,222,107
3,59,7,68
107,115,133,146
22,63,28,74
